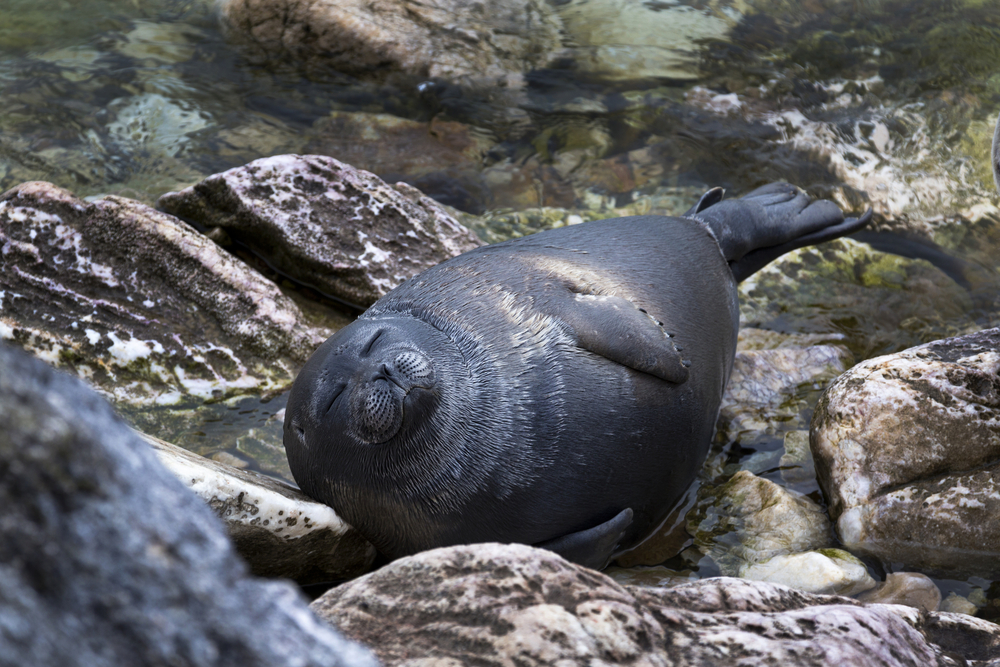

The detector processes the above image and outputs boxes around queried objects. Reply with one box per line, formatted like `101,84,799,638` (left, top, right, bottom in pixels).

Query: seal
284,183,871,569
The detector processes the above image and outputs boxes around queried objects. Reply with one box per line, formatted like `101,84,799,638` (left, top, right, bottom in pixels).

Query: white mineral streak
105,331,164,364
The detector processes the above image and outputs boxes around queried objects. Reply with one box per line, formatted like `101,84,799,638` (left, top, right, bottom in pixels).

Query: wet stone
718,343,854,445
688,470,834,578
0,181,323,407
146,433,377,585
811,327,1000,578
857,572,943,613
158,154,484,308
311,542,994,666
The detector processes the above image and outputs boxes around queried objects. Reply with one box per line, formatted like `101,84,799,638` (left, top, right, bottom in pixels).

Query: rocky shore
4,0,1000,665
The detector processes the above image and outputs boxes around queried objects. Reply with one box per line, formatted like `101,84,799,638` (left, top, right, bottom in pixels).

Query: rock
811,327,1000,578
740,549,876,597
688,470,834,577
0,181,322,407
858,573,943,613
0,342,377,667
311,542,992,666
217,0,562,90
158,154,484,308
144,433,377,585
718,343,854,444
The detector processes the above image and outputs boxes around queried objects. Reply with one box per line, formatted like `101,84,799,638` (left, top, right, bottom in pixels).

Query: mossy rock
739,237,976,360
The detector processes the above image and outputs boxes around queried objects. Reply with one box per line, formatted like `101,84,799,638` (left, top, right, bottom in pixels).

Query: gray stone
312,542,990,666
858,573,942,612
0,342,377,667
158,154,484,308
217,0,562,91
145,433,377,585
0,181,324,407
688,470,834,576
811,327,1000,577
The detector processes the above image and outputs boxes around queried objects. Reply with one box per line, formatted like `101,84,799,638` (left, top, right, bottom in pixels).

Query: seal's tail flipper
689,182,873,282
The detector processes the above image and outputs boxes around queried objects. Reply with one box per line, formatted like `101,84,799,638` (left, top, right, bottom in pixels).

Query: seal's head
283,314,475,556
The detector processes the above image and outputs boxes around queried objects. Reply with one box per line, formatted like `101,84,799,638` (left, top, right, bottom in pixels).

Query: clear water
5,0,1000,610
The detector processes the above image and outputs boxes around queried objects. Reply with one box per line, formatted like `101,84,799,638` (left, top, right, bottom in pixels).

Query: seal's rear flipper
689,182,873,282
535,507,633,570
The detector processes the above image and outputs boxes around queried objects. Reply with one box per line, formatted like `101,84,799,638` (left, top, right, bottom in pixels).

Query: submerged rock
0,181,322,407
217,0,562,90
146,433,376,585
811,327,1000,578
306,112,495,213
0,342,376,667
312,542,995,666
158,154,484,308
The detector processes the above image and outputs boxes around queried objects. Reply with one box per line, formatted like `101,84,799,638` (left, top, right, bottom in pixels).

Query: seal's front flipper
547,293,689,383
536,508,633,570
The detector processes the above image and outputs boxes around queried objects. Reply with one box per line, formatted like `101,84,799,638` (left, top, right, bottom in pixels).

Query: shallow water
4,0,1000,608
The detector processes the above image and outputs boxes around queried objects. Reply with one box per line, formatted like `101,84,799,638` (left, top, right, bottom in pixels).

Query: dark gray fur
285,182,870,569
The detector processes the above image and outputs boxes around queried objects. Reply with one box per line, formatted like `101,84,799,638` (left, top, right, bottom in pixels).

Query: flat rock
146,433,376,585
312,542,998,666
0,341,377,667
158,154,484,308
217,0,562,90
811,327,1000,578
0,181,323,407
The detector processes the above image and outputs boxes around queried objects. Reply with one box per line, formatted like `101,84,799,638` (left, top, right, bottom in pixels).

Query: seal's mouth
352,350,436,444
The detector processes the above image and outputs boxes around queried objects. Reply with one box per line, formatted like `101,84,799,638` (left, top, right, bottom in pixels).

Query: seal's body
285,183,870,568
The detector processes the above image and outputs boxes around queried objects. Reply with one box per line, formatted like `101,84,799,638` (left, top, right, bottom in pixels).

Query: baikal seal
284,183,871,569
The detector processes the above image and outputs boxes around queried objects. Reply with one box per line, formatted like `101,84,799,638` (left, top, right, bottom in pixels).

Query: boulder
0,181,323,407
0,341,377,667
217,0,562,90
145,433,377,585
158,154,484,308
811,327,1000,578
312,542,998,666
